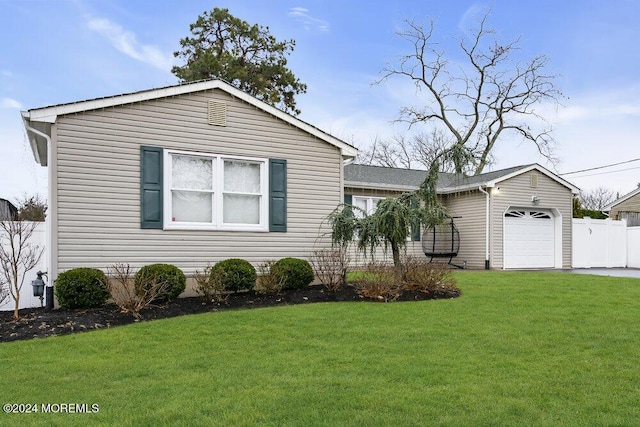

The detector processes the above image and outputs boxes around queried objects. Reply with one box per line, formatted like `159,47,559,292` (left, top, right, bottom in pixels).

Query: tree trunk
13,291,19,320
391,241,402,278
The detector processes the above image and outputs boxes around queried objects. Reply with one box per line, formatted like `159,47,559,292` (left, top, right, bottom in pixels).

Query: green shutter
140,146,163,229
344,194,352,205
411,199,421,241
269,158,287,232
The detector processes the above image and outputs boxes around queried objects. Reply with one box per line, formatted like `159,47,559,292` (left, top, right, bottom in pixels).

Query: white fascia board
21,114,41,164
21,111,46,166
24,79,359,158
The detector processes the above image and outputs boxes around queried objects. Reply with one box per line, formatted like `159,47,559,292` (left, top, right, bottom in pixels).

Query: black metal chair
422,217,464,268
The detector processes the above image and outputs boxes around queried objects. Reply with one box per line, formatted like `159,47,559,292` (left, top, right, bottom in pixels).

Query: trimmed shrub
210,259,256,292
271,258,314,290
55,267,110,309
134,263,186,302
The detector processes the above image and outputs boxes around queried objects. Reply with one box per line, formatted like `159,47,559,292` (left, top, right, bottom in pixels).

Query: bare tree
410,130,460,172
579,187,616,211
376,11,562,175
0,220,44,320
357,135,414,168
357,130,465,173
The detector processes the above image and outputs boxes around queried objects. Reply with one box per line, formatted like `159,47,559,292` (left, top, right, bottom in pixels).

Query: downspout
478,186,490,270
340,155,355,210
21,117,54,285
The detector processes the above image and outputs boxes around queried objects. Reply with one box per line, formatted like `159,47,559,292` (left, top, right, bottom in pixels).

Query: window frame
352,196,385,218
163,149,268,231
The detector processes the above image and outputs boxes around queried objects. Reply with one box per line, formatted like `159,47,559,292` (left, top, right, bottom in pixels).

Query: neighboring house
344,163,579,270
22,79,358,283
603,187,640,226
0,198,17,220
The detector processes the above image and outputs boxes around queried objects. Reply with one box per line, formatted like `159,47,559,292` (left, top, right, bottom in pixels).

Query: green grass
2,271,640,426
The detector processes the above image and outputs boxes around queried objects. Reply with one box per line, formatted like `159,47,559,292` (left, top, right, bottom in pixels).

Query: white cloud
288,7,330,32
0,98,23,110
87,17,174,71
1,70,13,78
458,3,488,33
554,84,640,123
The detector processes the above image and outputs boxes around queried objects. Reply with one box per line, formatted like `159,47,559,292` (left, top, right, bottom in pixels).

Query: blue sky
2,0,640,202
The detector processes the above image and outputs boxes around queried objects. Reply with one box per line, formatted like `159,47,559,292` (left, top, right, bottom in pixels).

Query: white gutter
478,186,490,270
21,117,53,283
21,113,45,165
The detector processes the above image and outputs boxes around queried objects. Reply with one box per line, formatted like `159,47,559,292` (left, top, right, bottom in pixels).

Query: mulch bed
0,284,459,343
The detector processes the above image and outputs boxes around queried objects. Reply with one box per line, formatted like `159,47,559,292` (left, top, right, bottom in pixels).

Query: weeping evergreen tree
328,159,448,276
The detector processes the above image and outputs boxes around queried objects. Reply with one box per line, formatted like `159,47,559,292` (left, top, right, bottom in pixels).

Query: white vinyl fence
0,222,47,311
572,217,640,268
627,227,640,268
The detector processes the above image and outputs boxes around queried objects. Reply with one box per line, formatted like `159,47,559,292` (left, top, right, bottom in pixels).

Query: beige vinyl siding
610,193,640,219
440,191,487,269
490,172,573,269
53,89,342,275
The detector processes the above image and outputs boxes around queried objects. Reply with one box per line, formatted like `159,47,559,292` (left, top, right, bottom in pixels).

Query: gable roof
21,79,358,166
603,186,640,211
344,163,580,194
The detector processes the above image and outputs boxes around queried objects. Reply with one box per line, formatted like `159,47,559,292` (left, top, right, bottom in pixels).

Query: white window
164,150,267,231
352,196,384,218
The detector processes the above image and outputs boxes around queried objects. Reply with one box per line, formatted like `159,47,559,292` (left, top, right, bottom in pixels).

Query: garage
504,209,555,268
345,163,578,269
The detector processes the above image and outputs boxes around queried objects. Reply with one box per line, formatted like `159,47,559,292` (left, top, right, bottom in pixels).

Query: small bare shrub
194,265,229,304
255,260,284,295
352,262,402,302
311,248,349,292
401,256,460,297
107,263,171,319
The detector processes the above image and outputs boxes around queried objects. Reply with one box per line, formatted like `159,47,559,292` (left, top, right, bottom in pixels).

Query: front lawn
1,271,640,426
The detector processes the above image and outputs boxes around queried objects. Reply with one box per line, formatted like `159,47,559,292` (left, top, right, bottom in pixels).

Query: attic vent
530,173,539,188
207,100,227,126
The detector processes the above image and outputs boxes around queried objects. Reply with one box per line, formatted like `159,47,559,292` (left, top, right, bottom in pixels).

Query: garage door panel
504,209,554,269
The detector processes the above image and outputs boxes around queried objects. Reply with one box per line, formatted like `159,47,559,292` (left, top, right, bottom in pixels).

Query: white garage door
504,209,555,269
